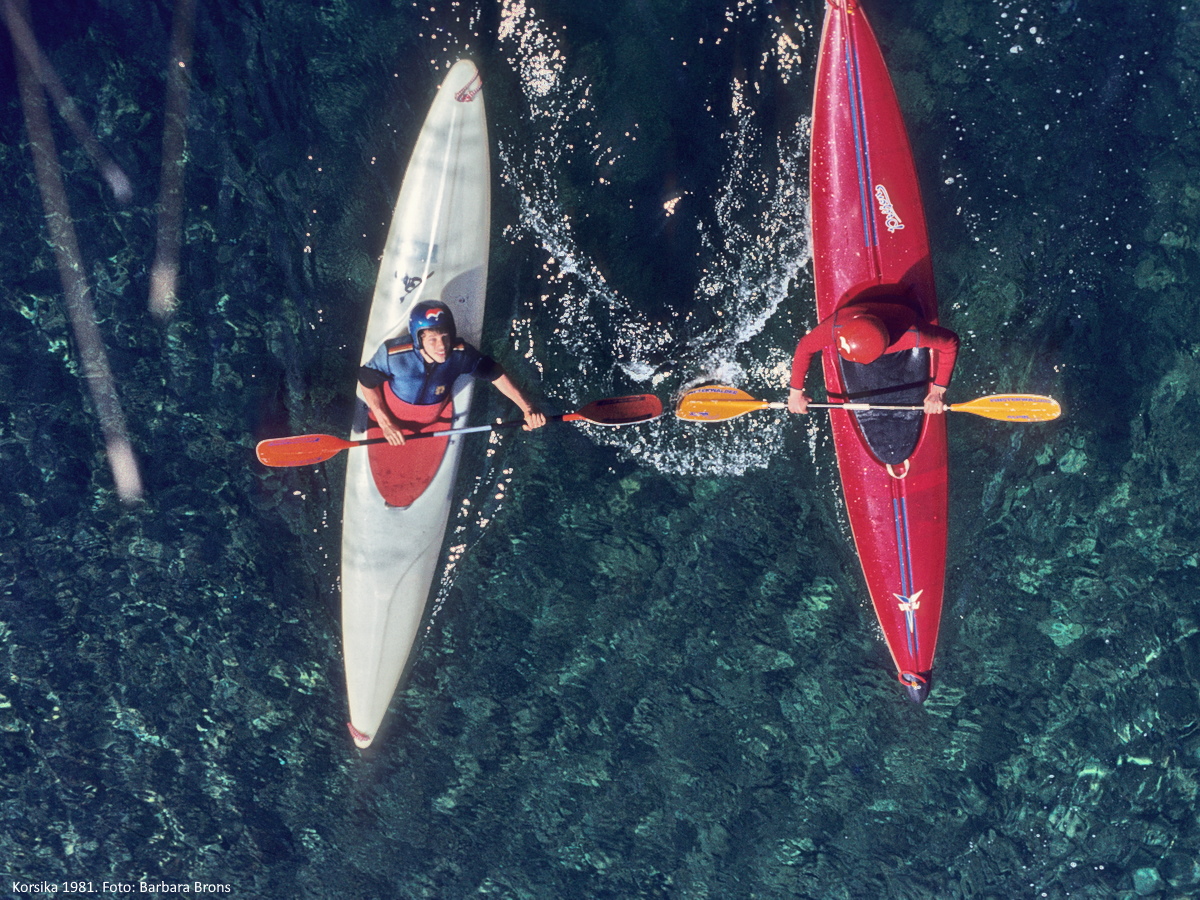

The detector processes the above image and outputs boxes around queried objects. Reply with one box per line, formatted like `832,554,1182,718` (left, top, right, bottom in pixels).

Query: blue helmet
409,301,456,349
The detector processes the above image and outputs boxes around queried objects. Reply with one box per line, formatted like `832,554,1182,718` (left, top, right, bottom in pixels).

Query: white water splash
497,0,813,476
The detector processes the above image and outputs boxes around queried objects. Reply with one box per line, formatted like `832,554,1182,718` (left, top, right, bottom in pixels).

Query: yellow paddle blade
675,386,771,421
949,394,1062,422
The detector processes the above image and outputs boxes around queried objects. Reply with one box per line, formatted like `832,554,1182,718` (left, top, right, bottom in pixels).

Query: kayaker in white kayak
788,301,960,415
358,300,547,445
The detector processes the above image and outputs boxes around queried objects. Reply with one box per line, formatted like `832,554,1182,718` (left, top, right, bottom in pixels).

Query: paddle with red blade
256,394,663,468
675,385,1061,423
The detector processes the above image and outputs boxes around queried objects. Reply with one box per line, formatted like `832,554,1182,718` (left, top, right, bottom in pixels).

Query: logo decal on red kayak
896,589,922,658
874,185,905,233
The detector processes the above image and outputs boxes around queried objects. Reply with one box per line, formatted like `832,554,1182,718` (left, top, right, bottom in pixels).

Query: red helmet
835,314,889,363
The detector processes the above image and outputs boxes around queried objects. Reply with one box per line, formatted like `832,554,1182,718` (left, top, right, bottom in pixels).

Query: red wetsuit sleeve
922,324,959,387
891,324,960,387
789,316,836,390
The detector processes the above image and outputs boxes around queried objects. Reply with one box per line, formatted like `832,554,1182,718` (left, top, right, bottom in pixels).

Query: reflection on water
1,0,1199,896
5,0,142,501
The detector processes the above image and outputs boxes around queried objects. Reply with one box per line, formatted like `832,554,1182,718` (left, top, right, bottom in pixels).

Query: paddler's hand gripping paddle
675,385,1062,423
256,394,663,468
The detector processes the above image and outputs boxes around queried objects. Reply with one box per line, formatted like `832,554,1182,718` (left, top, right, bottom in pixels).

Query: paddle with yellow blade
257,394,664,468
675,385,1061,423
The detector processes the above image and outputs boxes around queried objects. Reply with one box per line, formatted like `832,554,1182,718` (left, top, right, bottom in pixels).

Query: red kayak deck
366,391,454,508
810,0,948,700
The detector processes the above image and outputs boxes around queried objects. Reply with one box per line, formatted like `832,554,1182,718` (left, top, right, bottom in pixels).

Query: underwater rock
891,70,936,123
1158,228,1193,251
1037,620,1084,648
1162,850,1200,888
1132,866,1164,895
595,533,660,580
1133,255,1179,292
1175,17,1200,72
1056,444,1087,475
606,475,642,516
717,642,795,674
933,0,971,40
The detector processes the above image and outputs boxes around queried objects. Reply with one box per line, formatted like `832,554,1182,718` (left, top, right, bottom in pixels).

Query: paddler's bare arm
924,383,948,415
491,373,547,430
360,383,407,445
787,387,811,415
918,324,958,414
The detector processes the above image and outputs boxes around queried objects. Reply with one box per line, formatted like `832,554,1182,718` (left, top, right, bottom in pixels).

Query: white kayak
340,59,490,749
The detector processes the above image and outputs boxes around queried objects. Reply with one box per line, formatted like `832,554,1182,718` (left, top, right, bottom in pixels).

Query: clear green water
2,0,1199,897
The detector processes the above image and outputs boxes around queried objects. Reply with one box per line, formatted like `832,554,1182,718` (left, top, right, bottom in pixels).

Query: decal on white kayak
400,273,433,294
455,71,483,103
874,184,905,233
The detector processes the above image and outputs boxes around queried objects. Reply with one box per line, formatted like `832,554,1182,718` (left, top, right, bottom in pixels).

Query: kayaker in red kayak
788,300,960,415
358,300,547,445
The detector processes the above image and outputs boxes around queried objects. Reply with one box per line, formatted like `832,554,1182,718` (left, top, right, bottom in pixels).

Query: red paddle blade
571,394,663,425
256,434,356,467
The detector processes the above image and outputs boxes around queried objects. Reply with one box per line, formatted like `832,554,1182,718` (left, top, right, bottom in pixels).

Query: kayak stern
901,670,932,704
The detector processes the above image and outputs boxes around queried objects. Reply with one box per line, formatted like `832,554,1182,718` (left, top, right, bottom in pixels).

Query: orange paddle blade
256,434,358,467
949,394,1062,422
675,386,774,421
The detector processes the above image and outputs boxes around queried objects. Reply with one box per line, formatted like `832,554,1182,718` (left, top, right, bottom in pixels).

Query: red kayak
810,0,948,701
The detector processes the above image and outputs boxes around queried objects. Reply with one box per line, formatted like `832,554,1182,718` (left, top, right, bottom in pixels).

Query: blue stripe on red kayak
891,496,913,596
892,494,921,660
843,26,878,255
